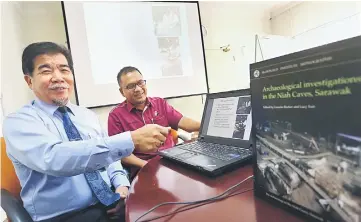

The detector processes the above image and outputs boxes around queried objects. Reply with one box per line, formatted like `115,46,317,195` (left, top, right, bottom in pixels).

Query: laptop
159,89,253,176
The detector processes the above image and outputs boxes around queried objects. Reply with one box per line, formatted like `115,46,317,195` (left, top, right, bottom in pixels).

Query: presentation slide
206,96,252,140
63,2,207,108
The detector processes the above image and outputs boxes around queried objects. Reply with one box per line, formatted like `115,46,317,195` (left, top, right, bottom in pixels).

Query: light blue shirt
2,98,134,221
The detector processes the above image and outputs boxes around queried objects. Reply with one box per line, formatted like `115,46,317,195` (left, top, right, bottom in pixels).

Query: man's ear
24,75,33,89
119,87,125,96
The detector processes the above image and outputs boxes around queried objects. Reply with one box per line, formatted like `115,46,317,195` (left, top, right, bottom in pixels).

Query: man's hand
115,186,129,199
107,186,129,218
130,124,170,152
191,131,199,141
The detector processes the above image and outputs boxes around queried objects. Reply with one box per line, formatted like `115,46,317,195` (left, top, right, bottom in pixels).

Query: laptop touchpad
169,149,221,167
175,152,199,159
186,155,220,166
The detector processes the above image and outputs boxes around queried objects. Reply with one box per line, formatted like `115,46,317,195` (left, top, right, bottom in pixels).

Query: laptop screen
201,94,252,141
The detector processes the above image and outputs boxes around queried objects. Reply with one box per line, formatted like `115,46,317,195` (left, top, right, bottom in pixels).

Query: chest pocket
152,115,168,127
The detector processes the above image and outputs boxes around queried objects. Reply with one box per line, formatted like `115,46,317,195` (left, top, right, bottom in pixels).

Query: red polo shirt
108,97,183,161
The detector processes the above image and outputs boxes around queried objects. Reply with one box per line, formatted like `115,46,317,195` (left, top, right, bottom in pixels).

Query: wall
1,1,272,130
1,2,34,130
261,2,361,62
200,1,272,93
271,1,361,37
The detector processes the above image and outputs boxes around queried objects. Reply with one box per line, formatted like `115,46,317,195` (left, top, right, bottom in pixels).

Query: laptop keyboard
179,141,252,161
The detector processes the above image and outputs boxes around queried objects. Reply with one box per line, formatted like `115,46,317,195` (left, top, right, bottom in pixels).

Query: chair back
1,137,21,199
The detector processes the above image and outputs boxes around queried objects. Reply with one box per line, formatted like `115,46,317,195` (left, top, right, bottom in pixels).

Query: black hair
117,66,142,86
22,42,74,76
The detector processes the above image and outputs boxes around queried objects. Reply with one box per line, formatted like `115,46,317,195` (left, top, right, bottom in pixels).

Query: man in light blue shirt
2,42,169,222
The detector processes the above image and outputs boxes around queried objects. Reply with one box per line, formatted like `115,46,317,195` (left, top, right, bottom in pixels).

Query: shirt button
118,151,122,156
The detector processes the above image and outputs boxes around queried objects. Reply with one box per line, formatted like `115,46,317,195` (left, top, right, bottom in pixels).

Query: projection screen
62,1,208,108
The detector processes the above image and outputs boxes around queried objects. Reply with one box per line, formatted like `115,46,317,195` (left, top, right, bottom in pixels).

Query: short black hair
117,66,142,86
22,42,74,76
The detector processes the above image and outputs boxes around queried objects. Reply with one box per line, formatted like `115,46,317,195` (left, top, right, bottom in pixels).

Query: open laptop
159,89,253,176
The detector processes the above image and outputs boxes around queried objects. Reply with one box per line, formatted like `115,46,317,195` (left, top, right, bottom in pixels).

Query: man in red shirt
108,66,200,179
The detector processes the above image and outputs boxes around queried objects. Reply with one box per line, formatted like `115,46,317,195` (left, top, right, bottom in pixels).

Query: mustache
48,84,70,90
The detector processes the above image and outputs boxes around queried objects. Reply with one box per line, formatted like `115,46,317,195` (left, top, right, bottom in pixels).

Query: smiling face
24,53,74,106
119,70,147,108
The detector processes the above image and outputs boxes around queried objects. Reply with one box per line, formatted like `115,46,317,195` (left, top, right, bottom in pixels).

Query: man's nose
51,70,65,82
134,84,142,92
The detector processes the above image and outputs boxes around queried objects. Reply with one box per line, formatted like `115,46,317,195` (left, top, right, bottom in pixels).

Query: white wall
200,1,271,93
259,2,361,63
270,1,361,41
1,2,34,129
1,1,272,130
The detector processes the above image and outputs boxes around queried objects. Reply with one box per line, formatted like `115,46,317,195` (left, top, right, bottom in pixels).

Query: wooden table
125,156,306,222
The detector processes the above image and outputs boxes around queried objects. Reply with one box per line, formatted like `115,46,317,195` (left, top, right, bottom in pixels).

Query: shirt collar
33,97,75,116
125,98,153,112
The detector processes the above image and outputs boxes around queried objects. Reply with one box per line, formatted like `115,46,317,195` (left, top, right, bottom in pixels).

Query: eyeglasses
124,80,147,90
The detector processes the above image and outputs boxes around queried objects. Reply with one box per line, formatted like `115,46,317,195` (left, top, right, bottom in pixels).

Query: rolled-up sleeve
107,161,130,189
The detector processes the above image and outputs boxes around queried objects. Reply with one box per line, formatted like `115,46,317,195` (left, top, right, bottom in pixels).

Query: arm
121,154,147,168
178,116,201,132
107,162,130,215
3,112,134,177
162,99,200,132
107,161,130,189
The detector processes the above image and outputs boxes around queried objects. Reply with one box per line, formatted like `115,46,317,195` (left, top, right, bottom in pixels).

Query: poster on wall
251,36,361,222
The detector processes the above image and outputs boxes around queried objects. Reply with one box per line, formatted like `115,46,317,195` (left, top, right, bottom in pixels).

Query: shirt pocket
152,115,168,127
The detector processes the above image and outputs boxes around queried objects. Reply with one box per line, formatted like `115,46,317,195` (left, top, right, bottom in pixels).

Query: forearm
178,117,201,132
108,161,130,189
121,154,147,168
